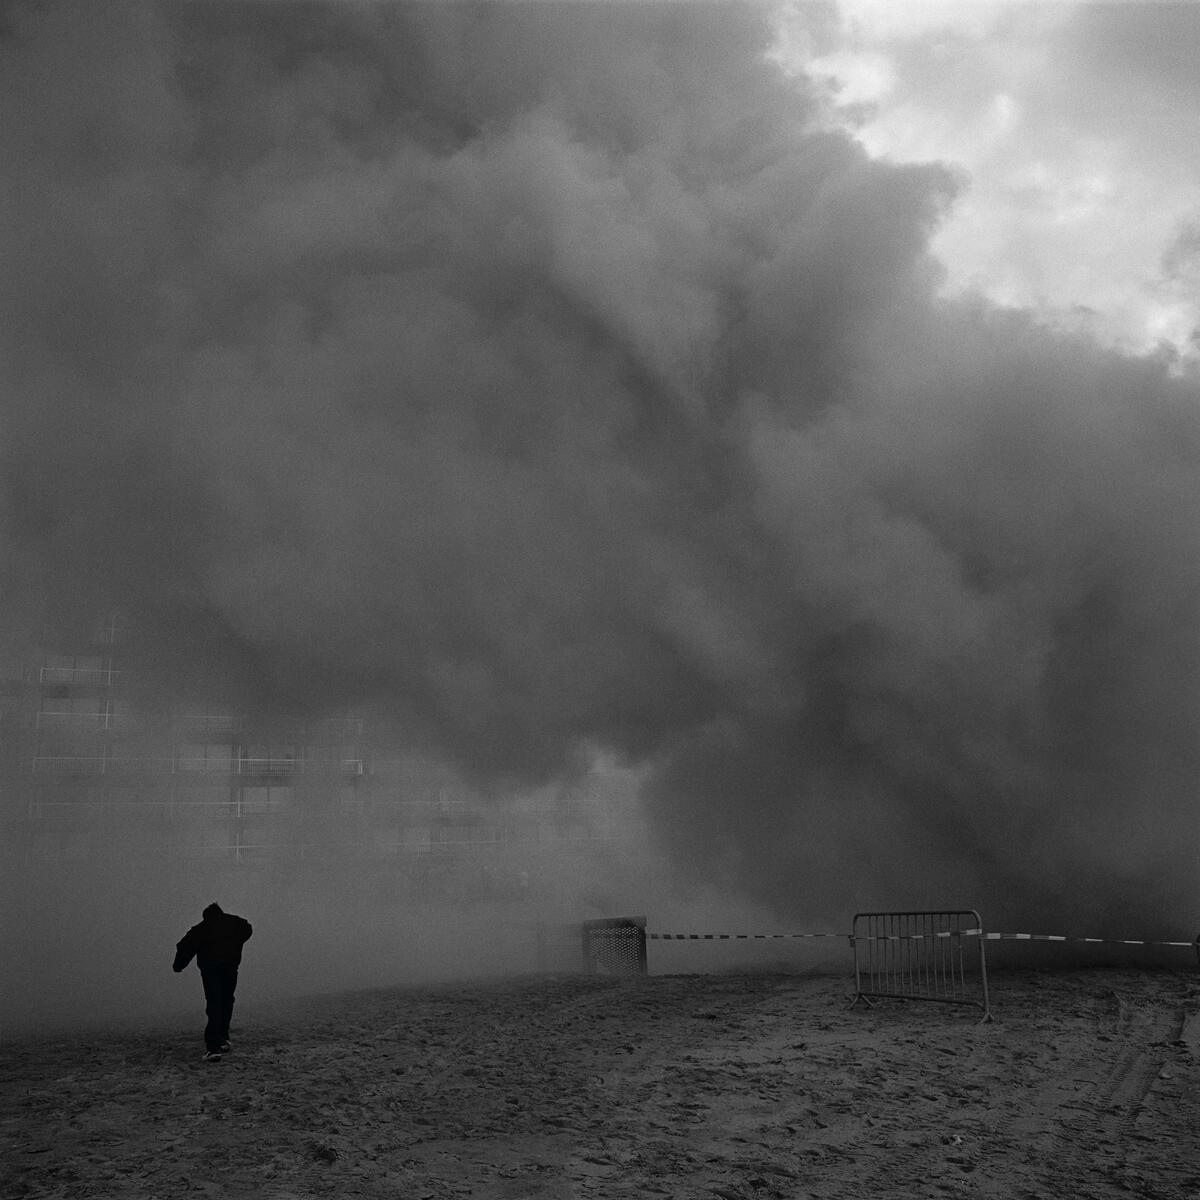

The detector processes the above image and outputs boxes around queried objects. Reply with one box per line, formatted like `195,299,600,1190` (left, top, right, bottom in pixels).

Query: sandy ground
3,966,1200,1200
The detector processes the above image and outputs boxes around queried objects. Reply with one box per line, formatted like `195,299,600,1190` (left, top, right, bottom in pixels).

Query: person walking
173,902,253,1061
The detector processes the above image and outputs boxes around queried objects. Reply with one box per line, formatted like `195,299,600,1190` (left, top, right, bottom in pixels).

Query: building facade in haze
0,616,638,899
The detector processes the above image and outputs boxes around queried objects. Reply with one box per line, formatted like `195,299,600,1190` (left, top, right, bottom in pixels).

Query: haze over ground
1,1,1198,1029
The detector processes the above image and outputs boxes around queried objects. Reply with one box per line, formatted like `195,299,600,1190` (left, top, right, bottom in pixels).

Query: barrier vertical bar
976,920,991,1017
922,911,931,999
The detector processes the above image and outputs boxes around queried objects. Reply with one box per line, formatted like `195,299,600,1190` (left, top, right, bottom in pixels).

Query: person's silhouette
173,902,253,1061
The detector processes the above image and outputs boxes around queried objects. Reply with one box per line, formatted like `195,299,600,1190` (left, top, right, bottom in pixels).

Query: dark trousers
200,966,238,1052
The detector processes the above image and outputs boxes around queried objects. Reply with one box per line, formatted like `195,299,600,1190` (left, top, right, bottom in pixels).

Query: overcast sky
783,0,1200,360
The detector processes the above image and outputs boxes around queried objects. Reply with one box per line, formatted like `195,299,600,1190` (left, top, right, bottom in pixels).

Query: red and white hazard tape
648,932,847,940
649,930,1198,947
975,932,1197,948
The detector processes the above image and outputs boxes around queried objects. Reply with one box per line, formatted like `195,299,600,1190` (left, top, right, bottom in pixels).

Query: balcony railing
39,667,120,686
174,757,240,773
31,755,364,776
32,756,110,775
311,718,365,739
35,711,140,731
173,714,238,734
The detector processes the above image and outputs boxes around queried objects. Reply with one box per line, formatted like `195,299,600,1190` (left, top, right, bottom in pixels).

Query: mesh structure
851,910,991,1021
581,916,648,976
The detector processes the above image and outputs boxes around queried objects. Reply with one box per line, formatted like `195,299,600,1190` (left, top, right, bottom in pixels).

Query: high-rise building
1,616,638,900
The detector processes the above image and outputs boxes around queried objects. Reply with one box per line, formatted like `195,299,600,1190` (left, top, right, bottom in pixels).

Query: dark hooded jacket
173,906,253,973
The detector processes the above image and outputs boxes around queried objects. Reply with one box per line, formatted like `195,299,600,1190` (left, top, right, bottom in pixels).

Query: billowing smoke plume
2,2,1197,936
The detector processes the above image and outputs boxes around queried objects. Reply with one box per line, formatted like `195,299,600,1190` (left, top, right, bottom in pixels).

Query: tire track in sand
1020,990,1197,1198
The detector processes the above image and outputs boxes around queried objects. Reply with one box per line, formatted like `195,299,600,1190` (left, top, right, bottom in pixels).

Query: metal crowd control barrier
851,910,991,1021
582,916,648,976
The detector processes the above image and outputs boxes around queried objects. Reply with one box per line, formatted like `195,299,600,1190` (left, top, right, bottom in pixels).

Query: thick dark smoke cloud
2,2,1198,936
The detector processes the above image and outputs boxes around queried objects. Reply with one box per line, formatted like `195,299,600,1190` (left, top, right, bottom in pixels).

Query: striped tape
648,933,847,941
649,930,1198,947
977,932,1197,948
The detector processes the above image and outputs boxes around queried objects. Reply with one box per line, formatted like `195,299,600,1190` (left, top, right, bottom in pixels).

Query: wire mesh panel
852,910,991,1020
581,916,648,976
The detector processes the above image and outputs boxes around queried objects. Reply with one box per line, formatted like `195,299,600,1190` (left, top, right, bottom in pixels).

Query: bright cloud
782,0,1200,363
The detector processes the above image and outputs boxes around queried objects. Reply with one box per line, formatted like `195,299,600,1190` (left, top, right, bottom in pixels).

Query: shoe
203,1051,223,1062
219,1041,231,1052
